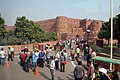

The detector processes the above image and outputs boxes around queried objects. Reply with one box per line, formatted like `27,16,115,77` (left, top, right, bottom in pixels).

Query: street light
110,0,113,71
86,29,90,45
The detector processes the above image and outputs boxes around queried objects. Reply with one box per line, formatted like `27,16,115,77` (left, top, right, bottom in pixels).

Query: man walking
32,52,38,72
49,56,55,80
54,50,60,70
10,46,14,59
74,61,85,80
0,48,6,65
8,47,13,61
60,52,65,72
87,61,95,80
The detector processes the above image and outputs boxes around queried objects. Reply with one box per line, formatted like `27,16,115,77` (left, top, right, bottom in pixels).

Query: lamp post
86,29,90,45
110,0,113,71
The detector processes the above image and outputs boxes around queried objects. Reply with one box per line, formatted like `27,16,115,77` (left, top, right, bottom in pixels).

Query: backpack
60,55,64,63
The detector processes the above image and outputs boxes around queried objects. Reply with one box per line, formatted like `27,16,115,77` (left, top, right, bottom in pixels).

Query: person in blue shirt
38,50,45,68
32,51,38,72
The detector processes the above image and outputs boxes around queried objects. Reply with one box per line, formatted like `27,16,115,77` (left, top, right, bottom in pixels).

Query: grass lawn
90,45,120,57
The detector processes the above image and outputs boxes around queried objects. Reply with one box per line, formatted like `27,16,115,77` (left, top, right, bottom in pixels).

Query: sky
0,0,120,26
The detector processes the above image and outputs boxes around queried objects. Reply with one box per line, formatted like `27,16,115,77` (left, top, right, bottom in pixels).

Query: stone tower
56,16,69,40
88,20,103,38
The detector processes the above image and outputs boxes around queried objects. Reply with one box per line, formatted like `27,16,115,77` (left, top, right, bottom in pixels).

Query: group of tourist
18,45,68,80
0,46,14,65
74,60,95,80
57,38,119,80
56,38,97,80
0,37,119,80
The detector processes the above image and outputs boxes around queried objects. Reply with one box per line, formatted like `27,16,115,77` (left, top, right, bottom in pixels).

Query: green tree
15,16,43,44
98,22,110,44
98,14,120,48
113,14,120,48
40,32,57,42
47,32,57,41
0,15,7,40
6,30,21,45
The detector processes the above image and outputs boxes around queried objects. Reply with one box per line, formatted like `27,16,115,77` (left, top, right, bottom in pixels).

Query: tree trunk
29,38,32,44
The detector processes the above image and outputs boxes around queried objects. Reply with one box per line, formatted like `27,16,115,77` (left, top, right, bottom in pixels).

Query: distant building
36,16,103,41
5,25,16,31
5,16,103,42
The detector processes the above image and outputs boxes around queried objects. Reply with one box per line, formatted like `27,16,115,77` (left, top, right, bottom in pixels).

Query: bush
91,45,120,57
90,45,103,53
91,45,111,54
101,47,110,54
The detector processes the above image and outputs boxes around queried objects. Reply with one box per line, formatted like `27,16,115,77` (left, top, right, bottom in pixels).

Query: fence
0,41,57,55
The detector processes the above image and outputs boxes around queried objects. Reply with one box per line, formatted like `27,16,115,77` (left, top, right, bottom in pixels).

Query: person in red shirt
87,61,95,80
22,51,29,72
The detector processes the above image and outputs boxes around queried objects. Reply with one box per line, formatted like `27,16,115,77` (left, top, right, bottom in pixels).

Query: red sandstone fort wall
36,19,56,32
5,26,16,31
5,16,103,41
36,16,103,40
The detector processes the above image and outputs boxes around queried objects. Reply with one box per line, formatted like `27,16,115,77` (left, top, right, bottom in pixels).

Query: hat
99,68,107,74
35,49,39,52
39,50,42,53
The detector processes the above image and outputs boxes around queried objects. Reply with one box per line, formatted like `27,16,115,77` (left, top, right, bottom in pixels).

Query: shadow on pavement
57,76,64,80
39,71,50,80
0,66,6,80
68,73,74,78
66,76,73,80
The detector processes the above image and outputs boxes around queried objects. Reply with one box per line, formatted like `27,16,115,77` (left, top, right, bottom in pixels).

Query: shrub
91,45,120,57
90,45,103,53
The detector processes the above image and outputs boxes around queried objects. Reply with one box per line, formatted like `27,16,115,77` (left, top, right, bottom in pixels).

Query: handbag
64,61,67,64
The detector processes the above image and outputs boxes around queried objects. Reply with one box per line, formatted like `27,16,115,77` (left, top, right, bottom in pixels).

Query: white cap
99,68,107,74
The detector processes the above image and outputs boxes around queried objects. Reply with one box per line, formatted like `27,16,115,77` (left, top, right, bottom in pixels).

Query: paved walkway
0,44,88,80
0,55,87,80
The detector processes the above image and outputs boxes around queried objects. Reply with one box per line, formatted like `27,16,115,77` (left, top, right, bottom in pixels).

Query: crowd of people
0,38,119,80
55,38,119,80
18,45,68,80
51,38,97,80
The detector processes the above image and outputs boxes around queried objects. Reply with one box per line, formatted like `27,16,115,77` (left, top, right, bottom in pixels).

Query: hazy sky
0,0,120,26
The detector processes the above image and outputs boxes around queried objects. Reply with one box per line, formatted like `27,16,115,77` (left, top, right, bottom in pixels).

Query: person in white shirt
63,49,67,61
0,48,6,65
76,47,80,54
91,50,96,58
10,46,14,59
91,50,96,65
49,56,55,80
54,50,60,70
